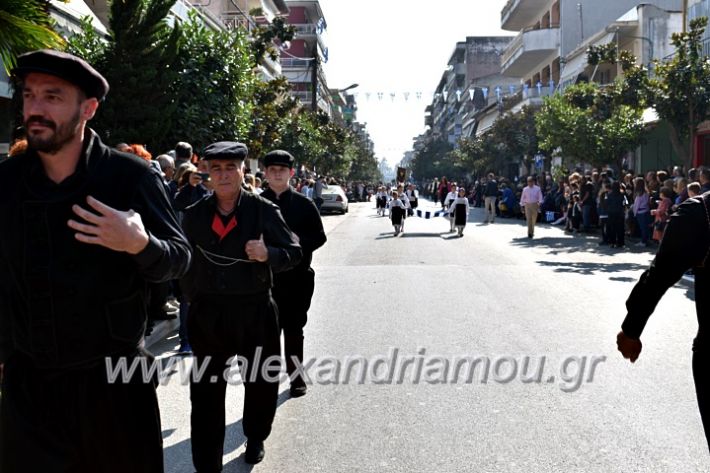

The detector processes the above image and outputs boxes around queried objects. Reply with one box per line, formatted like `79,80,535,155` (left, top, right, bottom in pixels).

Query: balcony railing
220,11,253,31
281,57,312,68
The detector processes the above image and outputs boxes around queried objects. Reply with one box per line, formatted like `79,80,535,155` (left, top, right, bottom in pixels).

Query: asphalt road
153,199,707,473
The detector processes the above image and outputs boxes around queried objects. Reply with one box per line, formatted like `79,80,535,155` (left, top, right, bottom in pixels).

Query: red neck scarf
211,213,237,242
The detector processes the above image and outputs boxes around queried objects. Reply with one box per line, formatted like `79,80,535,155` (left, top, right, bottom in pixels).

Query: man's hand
617,331,643,363
68,196,150,255
189,172,203,187
245,235,268,262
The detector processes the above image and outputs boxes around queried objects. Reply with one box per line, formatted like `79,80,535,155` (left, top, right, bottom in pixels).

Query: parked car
320,185,349,214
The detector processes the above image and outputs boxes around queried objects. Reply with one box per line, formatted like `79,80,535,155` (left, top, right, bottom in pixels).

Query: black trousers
0,351,163,473
607,213,625,246
188,294,281,472
272,268,315,336
693,343,710,451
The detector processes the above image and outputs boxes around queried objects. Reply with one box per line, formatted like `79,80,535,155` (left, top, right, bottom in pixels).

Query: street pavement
153,199,707,473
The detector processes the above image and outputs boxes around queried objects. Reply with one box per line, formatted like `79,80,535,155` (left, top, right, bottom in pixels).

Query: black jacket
260,186,326,272
0,130,191,368
622,192,710,348
180,191,302,301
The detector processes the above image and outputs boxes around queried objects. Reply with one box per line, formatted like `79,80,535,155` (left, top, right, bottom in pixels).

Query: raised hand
68,196,149,255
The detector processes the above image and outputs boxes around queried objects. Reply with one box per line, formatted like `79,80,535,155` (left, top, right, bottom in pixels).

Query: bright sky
319,0,510,167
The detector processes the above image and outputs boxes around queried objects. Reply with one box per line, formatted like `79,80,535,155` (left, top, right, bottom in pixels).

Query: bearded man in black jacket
0,49,191,473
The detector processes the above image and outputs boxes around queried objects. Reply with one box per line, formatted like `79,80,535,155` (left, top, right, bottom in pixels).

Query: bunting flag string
346,80,558,104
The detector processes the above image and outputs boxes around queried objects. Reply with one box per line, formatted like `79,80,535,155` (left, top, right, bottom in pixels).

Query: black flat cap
13,49,109,101
263,150,295,169
203,141,248,161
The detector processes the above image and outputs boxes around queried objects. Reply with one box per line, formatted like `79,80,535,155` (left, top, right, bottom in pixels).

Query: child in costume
449,187,471,237
389,191,407,236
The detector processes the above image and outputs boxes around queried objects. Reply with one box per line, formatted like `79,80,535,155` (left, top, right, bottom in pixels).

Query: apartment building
424,36,514,145
193,0,289,80
500,0,681,103
281,0,332,115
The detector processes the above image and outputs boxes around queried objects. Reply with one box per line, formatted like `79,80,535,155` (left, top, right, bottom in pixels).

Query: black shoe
528,233,533,238
245,440,265,464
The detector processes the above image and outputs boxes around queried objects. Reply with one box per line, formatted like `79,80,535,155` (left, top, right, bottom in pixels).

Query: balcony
501,0,551,31
501,26,560,77
292,23,327,54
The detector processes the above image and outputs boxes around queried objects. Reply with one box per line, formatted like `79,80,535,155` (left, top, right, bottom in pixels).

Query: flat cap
13,49,109,100
263,150,295,169
203,141,248,161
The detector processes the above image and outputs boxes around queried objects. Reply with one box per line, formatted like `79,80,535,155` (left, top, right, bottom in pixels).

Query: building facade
281,0,332,115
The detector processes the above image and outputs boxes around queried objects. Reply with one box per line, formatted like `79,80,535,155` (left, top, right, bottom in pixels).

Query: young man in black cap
617,189,710,450
180,142,302,467
261,150,327,397
0,49,191,472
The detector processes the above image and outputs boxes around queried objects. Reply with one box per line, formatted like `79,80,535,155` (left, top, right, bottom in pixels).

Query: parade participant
376,186,388,216
389,191,407,236
617,190,710,450
396,184,411,225
261,150,327,397
406,184,419,217
449,187,471,237
180,142,301,467
0,49,191,473
520,176,543,238
445,185,458,232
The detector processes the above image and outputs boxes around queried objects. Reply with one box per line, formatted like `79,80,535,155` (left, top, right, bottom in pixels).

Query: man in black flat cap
0,50,191,472
261,150,327,397
180,142,302,468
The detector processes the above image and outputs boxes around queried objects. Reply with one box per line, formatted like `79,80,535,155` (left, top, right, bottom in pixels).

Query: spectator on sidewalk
700,167,710,194
483,173,499,224
605,181,628,248
520,176,543,239
632,177,652,247
1,49,191,473
652,187,673,242
580,176,596,232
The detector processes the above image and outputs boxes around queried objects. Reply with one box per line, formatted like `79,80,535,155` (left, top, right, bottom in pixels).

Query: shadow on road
536,260,648,275
163,389,292,473
510,235,658,256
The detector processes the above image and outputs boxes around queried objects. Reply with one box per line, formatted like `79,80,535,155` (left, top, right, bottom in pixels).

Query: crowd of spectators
419,165,710,249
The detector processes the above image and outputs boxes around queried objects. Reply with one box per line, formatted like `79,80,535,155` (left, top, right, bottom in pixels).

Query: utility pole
577,3,584,42
683,0,688,33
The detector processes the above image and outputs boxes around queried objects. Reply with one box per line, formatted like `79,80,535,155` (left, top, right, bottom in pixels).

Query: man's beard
25,111,81,154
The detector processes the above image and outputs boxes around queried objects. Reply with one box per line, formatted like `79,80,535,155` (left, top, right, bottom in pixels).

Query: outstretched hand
68,196,149,255
617,331,642,363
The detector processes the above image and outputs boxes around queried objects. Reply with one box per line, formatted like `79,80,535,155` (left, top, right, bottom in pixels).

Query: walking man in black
0,49,191,473
262,150,327,397
180,142,301,467
617,190,710,450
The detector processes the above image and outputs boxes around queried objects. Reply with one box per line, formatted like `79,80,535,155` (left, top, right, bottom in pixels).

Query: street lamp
340,83,359,92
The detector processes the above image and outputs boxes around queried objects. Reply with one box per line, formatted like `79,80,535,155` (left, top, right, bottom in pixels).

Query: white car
320,185,349,214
